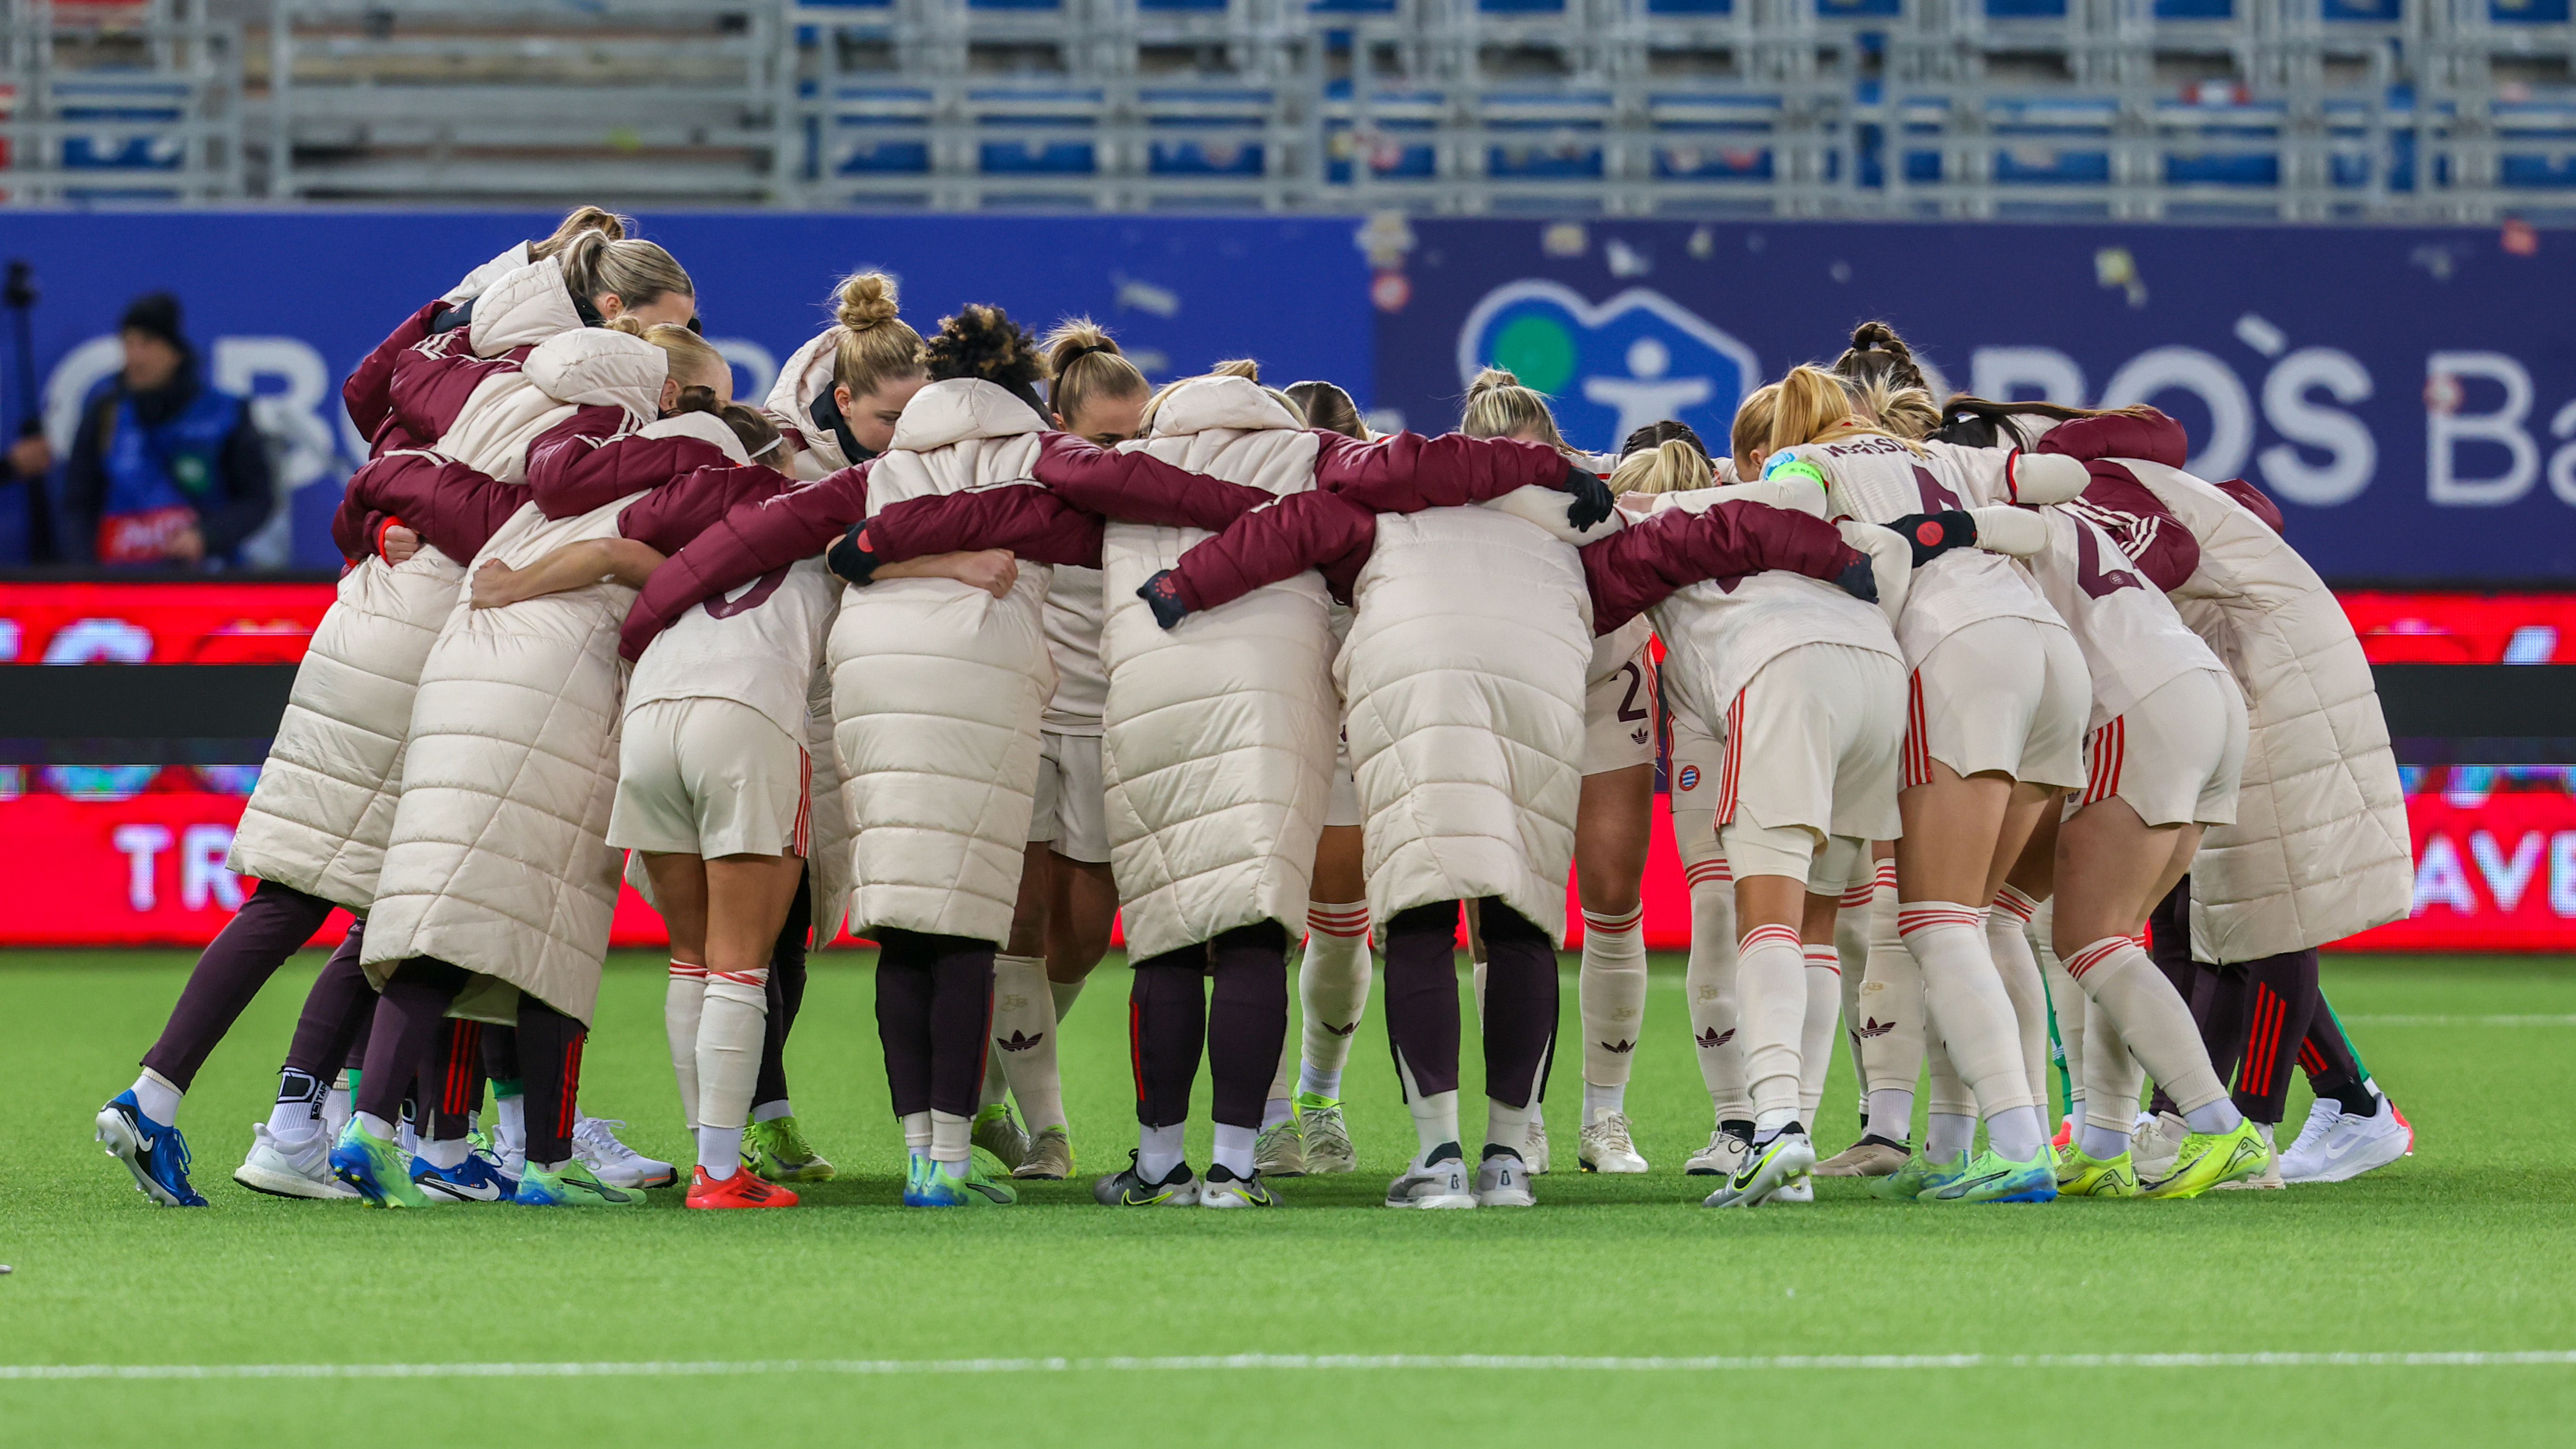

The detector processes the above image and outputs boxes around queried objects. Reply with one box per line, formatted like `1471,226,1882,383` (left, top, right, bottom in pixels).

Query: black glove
1562,458,1616,532
1886,510,1977,568
1832,553,1880,604
1138,569,1191,630
826,524,879,586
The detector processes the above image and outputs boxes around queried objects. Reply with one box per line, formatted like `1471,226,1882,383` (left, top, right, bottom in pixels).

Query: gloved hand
1885,509,1979,567
1562,458,1616,532
826,524,879,586
1832,553,1879,604
1138,569,1191,630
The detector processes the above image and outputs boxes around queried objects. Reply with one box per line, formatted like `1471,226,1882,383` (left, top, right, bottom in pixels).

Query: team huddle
93,207,2419,1214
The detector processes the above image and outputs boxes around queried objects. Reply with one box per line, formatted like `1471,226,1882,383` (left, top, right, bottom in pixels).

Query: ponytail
1284,379,1365,438
526,205,629,262
1935,394,2159,450
1609,437,1712,496
829,271,927,404
608,315,729,393
558,231,693,321
1832,319,1928,394
1043,316,1148,428
1460,367,1576,456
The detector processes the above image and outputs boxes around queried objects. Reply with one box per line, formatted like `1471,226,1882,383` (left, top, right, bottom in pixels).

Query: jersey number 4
1911,464,1963,512
2074,524,2143,599
703,566,789,619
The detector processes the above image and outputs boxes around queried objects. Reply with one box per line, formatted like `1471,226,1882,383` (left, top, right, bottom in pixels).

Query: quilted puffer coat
223,267,613,911
2042,412,2411,961
362,406,763,1023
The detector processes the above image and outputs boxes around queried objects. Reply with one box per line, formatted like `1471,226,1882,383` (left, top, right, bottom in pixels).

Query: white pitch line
2340,1015,2576,1026
4,1352,2574,1381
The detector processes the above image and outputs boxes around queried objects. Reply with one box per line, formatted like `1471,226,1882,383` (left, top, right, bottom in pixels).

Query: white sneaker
2280,1097,2342,1171
2282,1098,2412,1183
1522,1115,1551,1175
1577,1112,1650,1173
1296,1098,1356,1175
571,1117,675,1189
1684,1128,1750,1178
1762,1173,1815,1204
1386,1149,1477,1209
233,1123,358,1200
1253,1117,1305,1177
1472,1147,1537,1207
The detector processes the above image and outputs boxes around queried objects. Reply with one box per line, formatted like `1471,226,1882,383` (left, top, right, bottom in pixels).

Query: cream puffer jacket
223,263,607,912
828,378,1057,945
1101,376,1340,959
361,351,724,1026
1340,492,1611,944
763,329,849,482
2113,458,2412,961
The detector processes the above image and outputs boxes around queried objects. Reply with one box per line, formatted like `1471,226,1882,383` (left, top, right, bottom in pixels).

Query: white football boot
1684,1127,1751,1179
1577,1112,1650,1173
233,1123,359,1200
571,1116,676,1189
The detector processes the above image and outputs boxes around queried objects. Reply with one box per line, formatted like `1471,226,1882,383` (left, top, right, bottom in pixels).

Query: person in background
62,293,274,568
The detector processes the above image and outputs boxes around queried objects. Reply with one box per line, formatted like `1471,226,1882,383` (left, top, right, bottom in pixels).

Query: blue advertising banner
0,212,1374,568
1369,217,2576,581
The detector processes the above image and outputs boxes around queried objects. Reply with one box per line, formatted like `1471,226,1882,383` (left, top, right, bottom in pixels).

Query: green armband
1763,456,1828,491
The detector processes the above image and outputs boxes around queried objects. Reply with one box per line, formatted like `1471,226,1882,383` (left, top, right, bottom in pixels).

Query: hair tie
1062,343,1112,363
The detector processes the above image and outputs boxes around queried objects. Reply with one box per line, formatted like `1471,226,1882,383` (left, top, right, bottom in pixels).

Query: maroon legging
355,958,585,1163
874,929,993,1119
755,874,811,1110
1382,898,1556,1111
2145,878,2367,1126
1128,922,1289,1131
140,878,334,1089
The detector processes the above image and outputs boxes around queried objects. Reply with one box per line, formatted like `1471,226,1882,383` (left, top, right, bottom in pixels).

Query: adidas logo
995,1030,1046,1052
1324,1020,1359,1038
1600,1039,1636,1055
1630,727,1650,745
1857,1017,1896,1039
1695,1027,1735,1049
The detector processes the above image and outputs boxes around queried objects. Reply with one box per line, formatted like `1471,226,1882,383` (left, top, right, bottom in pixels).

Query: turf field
3,949,2571,1447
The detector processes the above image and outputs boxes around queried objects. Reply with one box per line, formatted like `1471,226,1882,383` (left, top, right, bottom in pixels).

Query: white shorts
1903,615,2088,792
1325,726,1363,830
1667,715,1729,892
2077,668,2248,828
1719,642,1906,847
1029,729,1112,864
1581,645,1659,777
608,697,810,859
1718,818,1873,898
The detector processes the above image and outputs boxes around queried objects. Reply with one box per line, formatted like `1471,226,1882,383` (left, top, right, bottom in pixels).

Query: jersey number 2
1617,660,1651,722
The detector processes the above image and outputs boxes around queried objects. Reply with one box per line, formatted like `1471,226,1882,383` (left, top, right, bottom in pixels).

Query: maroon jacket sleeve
1166,490,1377,612
616,464,792,553
619,463,872,660
2216,477,2286,536
1581,501,1863,636
1030,433,1272,530
2066,464,2203,593
527,411,734,520
386,342,530,450
344,300,442,450
1311,430,1578,513
867,485,1106,568
331,450,525,563
2035,409,2190,469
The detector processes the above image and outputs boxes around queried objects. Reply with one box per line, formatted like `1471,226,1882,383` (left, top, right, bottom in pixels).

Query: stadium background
2,0,2572,953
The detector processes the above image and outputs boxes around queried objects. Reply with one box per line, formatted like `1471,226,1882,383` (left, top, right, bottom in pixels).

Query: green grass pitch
2,949,2572,1447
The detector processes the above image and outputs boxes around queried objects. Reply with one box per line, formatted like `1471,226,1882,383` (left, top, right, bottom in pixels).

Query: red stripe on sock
1717,688,1746,826
2066,937,2126,982
1803,946,1842,974
1741,924,1803,952
670,960,707,980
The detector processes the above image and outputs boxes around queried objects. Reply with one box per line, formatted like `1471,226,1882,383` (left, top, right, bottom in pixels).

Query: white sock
1836,873,1875,1122
929,1108,972,1176
1799,944,1841,1124
2078,1122,2133,1160
695,971,768,1174
1299,901,1374,1088
664,959,708,1132
1578,903,1648,1122
1682,865,1746,1120
417,1135,469,1170
1047,976,1085,1022
1736,921,1808,1124
1926,1111,1976,1162
1395,1047,1461,1158
989,953,1066,1133
356,1111,396,1142
2066,935,2237,1127
1858,865,1928,1113
266,1071,322,1138
695,1127,741,1180
1139,1122,1186,1182
1212,1123,1256,1177
1900,902,2036,1117
900,1110,932,1154
495,1095,525,1156
323,1077,353,1137
1987,887,2052,1116
752,1099,792,1123
1583,1080,1625,1123
130,1069,181,1127
1987,1104,2047,1162
1486,1095,1536,1155
1261,1097,1292,1129
1865,1088,1913,1144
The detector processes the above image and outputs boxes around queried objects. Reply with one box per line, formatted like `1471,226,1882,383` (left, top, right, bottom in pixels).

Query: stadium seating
0,0,2564,216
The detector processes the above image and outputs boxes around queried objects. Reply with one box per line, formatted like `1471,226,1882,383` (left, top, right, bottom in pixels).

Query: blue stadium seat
1323,81,1444,183
2488,0,2571,20
1986,94,2114,186
1647,90,1782,181
2495,99,2576,188
1816,0,1901,15
827,85,933,175
52,80,189,177
2159,92,2284,188
1645,0,1734,11
1982,0,2067,15
1480,89,1611,180
1308,0,1400,12
1140,86,1274,176
972,86,1104,175
2321,0,2401,19
2152,0,2233,16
